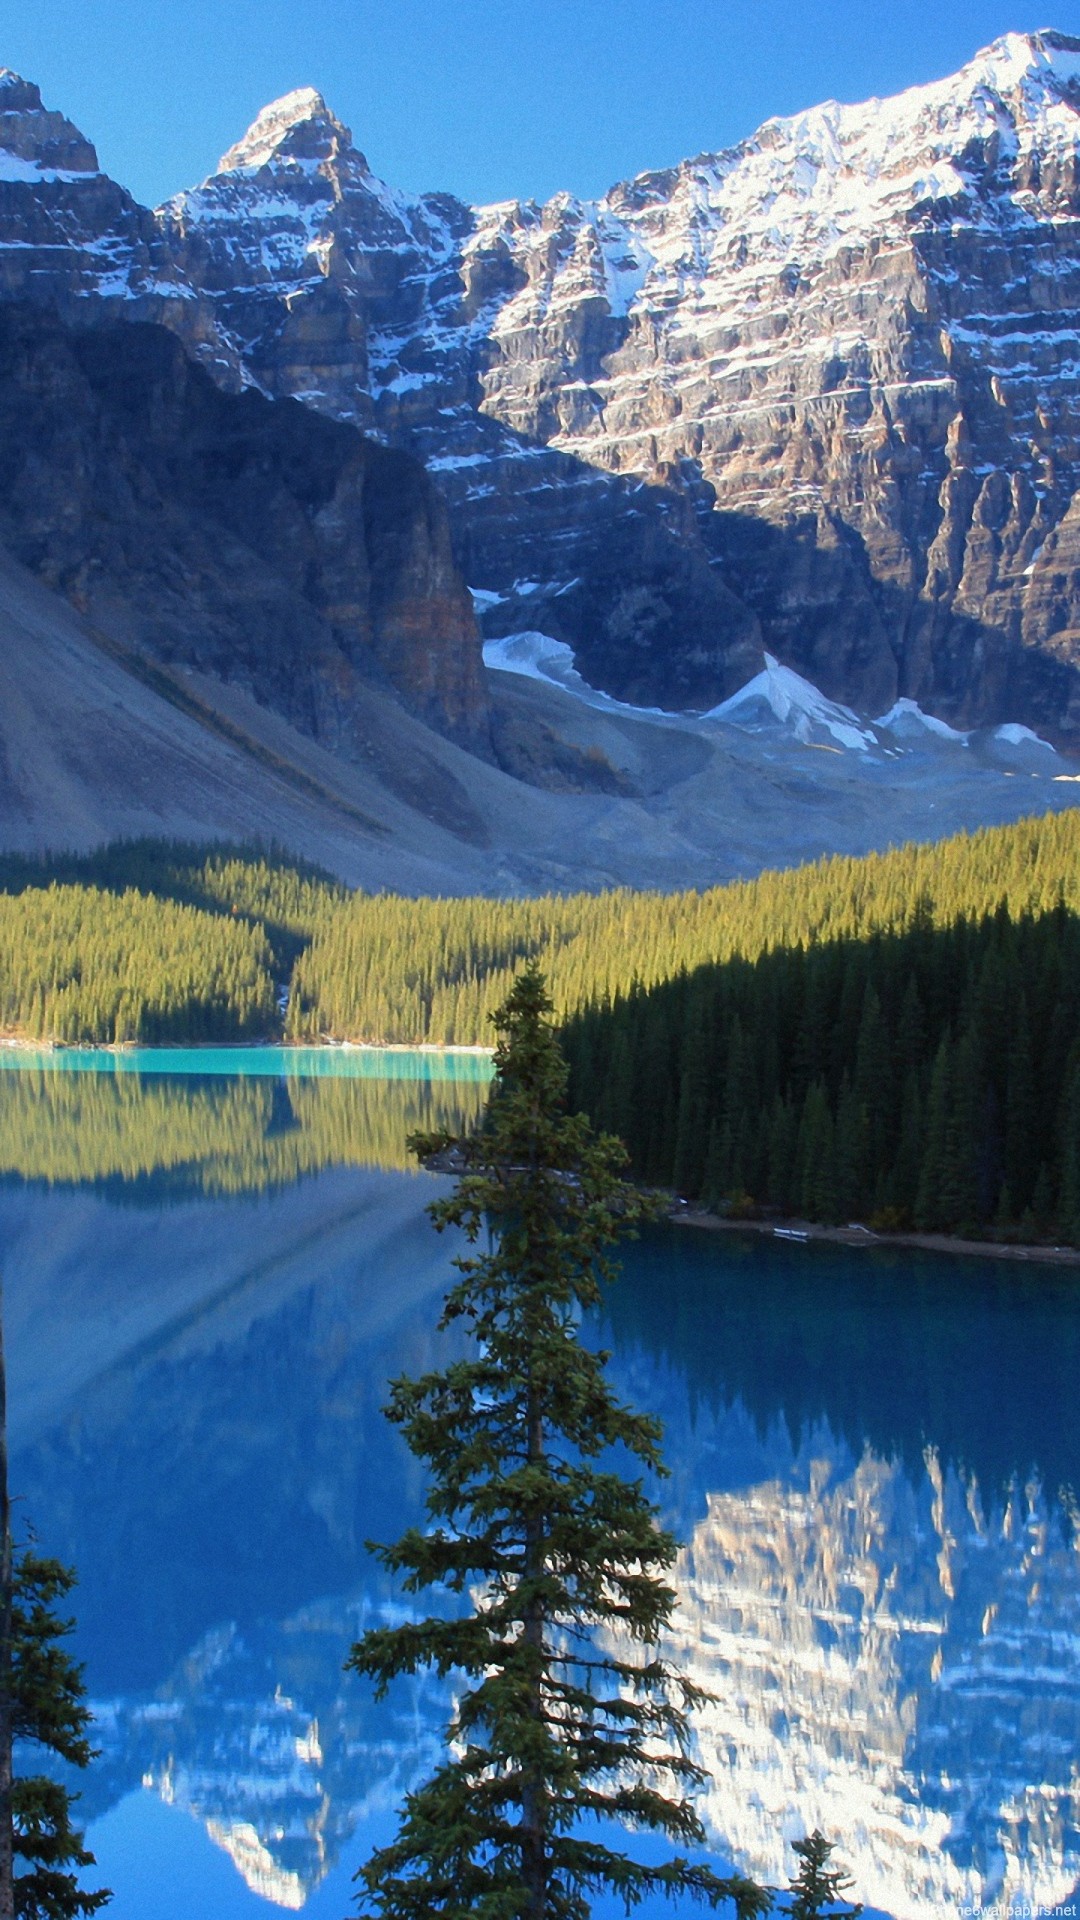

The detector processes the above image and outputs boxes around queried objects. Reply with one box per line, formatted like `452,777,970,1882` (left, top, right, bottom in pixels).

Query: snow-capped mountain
0,70,238,378
3,34,1080,738
154,29,1080,734
156,87,468,426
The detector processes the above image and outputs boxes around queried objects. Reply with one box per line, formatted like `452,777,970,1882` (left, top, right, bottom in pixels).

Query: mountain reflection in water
3,1056,1079,1920
610,1232,1080,1920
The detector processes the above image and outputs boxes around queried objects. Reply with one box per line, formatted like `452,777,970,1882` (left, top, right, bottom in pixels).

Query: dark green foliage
779,1834,861,1919
562,905,1080,1245
348,970,768,1920
9,1550,108,1919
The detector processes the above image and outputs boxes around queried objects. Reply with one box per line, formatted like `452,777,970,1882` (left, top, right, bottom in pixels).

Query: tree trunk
520,1368,546,1920
0,1279,14,1920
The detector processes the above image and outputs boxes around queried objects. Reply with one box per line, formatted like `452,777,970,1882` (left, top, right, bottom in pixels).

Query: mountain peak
217,87,358,174
963,26,1080,92
0,68,99,173
0,69,43,114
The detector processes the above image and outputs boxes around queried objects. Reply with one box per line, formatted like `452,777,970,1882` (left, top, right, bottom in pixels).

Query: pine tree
914,1036,953,1232
779,1833,861,1919
885,1068,922,1224
766,1098,797,1213
797,1081,836,1223
7,1553,109,1920
348,968,768,1920
1059,1063,1080,1243
0,1289,108,1920
1003,994,1039,1217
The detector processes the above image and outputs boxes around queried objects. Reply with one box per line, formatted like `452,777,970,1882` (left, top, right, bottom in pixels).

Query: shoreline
1,1032,1072,1264
0,1034,493,1057
670,1206,1080,1268
318,1041,493,1056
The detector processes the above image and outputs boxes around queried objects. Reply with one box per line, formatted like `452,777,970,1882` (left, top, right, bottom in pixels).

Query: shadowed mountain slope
0,306,488,751
2,521,1079,894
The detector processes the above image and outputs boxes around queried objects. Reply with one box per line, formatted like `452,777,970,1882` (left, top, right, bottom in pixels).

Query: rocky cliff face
4,37,1080,733
155,88,759,710
0,306,488,749
153,31,1080,733
0,70,236,380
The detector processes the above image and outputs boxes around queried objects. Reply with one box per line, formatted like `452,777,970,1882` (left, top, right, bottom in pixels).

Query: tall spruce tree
348,968,768,1920
0,1289,108,1920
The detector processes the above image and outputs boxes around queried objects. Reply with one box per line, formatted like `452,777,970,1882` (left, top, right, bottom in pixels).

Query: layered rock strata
5,38,1080,732
154,33,1080,731
0,70,235,379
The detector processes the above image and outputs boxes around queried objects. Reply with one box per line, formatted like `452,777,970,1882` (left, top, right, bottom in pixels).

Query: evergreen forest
284,808,1080,1044
562,903,1080,1243
0,841,341,1042
2,813,1080,1243
0,884,275,1043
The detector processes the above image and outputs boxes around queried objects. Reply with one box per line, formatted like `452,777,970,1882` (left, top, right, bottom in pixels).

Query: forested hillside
0,885,275,1043
286,811,1080,1044
0,841,343,1044
1,811,1079,1054
0,840,343,974
562,905,1080,1243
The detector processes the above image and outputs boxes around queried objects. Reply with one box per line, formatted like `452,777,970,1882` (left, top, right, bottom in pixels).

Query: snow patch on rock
483,630,576,684
875,698,970,743
483,629,674,717
705,655,877,752
0,153,95,184
994,721,1056,750
217,89,344,174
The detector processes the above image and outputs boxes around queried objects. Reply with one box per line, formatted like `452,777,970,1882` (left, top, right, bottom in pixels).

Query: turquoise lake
4,1049,1079,1920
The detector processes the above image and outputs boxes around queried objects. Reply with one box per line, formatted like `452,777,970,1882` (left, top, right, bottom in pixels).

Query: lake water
4,1049,1079,1920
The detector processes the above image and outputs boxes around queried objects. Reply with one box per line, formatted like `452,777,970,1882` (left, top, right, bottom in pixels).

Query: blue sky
6,0,1080,209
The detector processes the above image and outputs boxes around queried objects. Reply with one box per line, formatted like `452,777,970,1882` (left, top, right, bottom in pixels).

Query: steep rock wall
5,40,1080,731
0,307,488,750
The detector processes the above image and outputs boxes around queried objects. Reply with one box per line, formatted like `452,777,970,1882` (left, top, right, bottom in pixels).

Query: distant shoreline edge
0,1035,494,1056
670,1206,1080,1268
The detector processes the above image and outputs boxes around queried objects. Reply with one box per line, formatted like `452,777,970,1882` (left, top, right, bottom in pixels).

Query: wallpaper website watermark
957,1905,1076,1918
